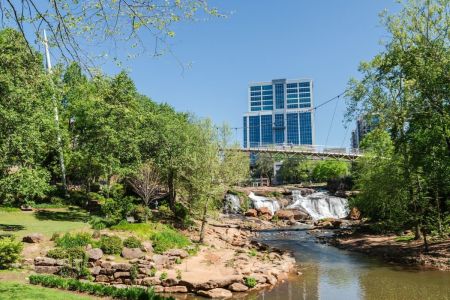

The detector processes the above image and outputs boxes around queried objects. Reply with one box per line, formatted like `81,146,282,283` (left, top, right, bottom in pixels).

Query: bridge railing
243,144,364,156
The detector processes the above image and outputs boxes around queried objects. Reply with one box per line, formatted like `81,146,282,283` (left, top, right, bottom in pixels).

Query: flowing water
223,194,241,214
287,190,349,220
248,192,280,215
243,228,450,300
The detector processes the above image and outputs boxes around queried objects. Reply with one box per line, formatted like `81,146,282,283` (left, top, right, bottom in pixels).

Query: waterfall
223,194,241,214
287,190,348,220
248,192,280,215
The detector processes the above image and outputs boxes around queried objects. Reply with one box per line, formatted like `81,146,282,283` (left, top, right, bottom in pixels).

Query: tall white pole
43,30,68,196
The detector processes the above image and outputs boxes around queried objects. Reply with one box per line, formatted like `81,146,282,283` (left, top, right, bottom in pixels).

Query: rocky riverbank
318,229,450,271
26,214,297,299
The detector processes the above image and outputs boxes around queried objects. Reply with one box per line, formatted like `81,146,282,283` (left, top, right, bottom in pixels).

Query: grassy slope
0,281,96,300
0,209,90,238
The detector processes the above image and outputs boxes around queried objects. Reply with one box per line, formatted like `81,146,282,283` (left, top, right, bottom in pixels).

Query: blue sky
103,0,400,147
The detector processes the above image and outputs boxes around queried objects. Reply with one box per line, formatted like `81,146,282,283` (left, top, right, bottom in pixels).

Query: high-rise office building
243,78,315,148
350,115,378,149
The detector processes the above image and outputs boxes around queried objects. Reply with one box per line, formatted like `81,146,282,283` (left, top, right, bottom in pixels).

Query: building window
286,113,299,144
243,116,247,148
274,114,284,144
249,116,260,147
299,112,312,144
261,115,273,145
275,84,284,109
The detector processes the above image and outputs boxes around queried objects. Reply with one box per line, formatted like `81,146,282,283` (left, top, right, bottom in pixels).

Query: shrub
149,266,157,277
98,235,122,255
55,232,93,249
0,167,51,205
132,205,151,223
123,236,142,249
244,276,257,288
46,248,67,259
248,249,257,257
89,216,110,230
159,272,167,280
176,270,182,280
28,274,173,299
66,247,86,260
0,237,23,269
149,226,190,253
175,257,182,264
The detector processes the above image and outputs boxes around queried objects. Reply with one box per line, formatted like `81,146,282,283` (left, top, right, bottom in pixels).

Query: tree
0,0,222,68
311,160,349,182
254,153,275,184
0,28,56,204
346,0,449,241
128,161,161,207
277,157,313,184
179,122,249,242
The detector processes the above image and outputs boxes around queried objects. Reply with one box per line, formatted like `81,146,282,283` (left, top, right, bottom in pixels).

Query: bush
0,167,52,205
28,274,173,300
98,235,122,255
132,205,151,223
101,196,135,222
55,232,93,249
159,272,167,280
46,248,67,259
0,237,23,269
244,276,257,288
149,226,190,253
123,236,142,249
65,247,87,260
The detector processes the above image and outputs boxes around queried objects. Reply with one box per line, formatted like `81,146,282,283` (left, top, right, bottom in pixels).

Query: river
242,227,450,300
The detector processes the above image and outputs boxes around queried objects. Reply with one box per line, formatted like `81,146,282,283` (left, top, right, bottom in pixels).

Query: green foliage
123,236,142,249
111,222,152,238
277,158,313,184
149,226,190,254
346,0,450,239
395,235,415,243
159,272,168,280
311,161,349,182
149,266,157,277
0,237,23,269
46,248,67,259
248,249,257,257
28,274,173,300
98,235,123,255
254,153,275,183
130,264,139,282
55,233,92,249
176,270,182,280
175,257,182,264
0,168,52,205
132,205,151,223
101,196,136,223
244,276,257,288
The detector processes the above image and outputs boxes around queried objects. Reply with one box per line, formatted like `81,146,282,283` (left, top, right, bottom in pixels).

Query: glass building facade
243,78,314,148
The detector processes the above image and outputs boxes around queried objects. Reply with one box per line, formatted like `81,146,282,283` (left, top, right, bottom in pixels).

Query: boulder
121,247,144,259
112,263,132,271
95,275,110,282
114,271,130,279
152,254,170,268
142,277,161,286
164,286,188,293
35,266,60,274
165,249,188,258
257,207,272,216
34,257,56,266
292,210,310,221
348,207,361,220
228,282,248,292
161,278,179,287
153,285,164,293
141,241,153,253
274,210,294,220
22,233,44,243
197,288,233,299
90,266,102,275
86,248,103,261
244,209,257,217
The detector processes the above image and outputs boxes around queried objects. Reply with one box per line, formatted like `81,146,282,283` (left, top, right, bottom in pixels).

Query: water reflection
246,230,450,300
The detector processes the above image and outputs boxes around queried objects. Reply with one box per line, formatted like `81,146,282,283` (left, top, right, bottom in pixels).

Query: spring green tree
346,0,449,240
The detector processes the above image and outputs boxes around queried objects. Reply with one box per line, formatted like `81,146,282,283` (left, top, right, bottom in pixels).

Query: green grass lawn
0,208,90,238
0,281,96,300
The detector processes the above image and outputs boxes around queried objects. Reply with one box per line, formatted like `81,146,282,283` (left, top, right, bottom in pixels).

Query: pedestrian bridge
233,144,363,161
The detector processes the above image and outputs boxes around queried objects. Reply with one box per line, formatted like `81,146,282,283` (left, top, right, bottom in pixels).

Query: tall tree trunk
199,198,209,243
435,190,443,237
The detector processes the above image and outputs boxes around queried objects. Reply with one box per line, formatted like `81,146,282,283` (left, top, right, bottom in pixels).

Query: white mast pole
43,30,68,197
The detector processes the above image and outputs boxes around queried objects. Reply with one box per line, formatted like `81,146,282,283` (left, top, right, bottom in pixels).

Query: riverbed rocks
228,282,248,292
86,248,103,261
197,288,233,298
244,209,257,217
121,247,144,259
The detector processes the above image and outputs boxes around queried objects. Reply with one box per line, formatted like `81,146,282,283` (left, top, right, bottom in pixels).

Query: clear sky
103,0,400,148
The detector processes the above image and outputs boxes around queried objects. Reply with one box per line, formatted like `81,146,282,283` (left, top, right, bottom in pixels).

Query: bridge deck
236,146,363,160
